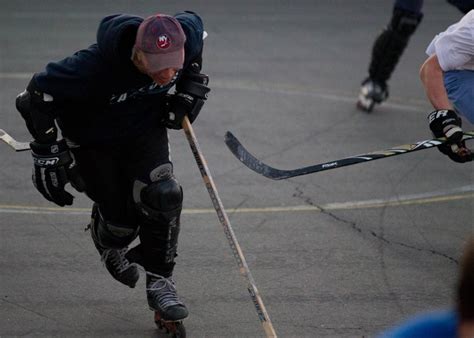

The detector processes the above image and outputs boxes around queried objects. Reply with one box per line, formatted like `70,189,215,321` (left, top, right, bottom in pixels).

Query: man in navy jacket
15,11,210,323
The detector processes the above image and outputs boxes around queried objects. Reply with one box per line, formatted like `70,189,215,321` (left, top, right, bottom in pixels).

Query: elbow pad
15,78,58,143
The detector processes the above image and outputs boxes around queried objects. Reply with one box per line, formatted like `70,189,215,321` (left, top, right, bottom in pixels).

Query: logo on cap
156,34,171,49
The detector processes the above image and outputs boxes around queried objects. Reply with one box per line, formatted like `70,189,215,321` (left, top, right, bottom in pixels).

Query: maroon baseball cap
134,14,186,73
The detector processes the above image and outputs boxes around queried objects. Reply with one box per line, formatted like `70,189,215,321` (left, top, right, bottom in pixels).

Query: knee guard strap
90,204,139,249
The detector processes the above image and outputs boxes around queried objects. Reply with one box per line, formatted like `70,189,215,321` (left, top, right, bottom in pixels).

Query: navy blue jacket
32,11,204,145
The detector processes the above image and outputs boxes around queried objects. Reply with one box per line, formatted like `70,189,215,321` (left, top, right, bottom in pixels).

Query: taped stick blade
0,129,30,152
224,131,288,179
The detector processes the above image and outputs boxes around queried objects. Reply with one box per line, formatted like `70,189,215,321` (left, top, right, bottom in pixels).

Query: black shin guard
133,171,183,277
368,7,423,83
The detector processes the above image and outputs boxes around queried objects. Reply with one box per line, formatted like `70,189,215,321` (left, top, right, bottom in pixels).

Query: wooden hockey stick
182,116,277,337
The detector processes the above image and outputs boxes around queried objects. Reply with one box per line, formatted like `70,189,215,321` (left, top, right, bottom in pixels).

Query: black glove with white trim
428,109,472,163
30,140,85,206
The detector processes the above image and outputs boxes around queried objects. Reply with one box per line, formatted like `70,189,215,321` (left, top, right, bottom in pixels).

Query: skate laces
101,248,133,273
146,273,184,309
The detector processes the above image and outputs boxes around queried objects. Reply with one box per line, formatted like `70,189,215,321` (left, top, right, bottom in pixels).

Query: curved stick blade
0,129,30,152
225,132,289,179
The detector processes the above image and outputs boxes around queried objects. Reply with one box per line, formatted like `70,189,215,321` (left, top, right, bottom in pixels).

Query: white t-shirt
426,10,474,71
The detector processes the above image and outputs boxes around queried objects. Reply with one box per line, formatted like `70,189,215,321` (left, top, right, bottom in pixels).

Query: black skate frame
225,130,474,180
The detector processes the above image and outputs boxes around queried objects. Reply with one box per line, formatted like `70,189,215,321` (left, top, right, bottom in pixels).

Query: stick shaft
182,117,277,337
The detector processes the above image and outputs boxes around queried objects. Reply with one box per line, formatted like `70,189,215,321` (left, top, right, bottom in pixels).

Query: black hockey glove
163,63,210,130
30,140,85,206
428,109,472,163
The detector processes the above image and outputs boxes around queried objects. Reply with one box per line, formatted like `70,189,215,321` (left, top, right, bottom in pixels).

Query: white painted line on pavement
0,186,472,216
0,73,427,111
0,73,31,79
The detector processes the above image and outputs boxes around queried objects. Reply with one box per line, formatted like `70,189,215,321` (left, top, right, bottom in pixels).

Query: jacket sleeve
17,45,110,142
175,11,205,69
33,45,110,106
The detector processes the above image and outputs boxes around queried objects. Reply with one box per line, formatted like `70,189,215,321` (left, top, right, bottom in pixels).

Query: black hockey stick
182,117,277,337
0,129,30,152
225,130,474,180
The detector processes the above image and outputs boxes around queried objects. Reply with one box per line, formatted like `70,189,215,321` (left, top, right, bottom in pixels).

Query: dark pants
72,125,177,275
446,0,474,13
395,0,423,14
395,0,474,14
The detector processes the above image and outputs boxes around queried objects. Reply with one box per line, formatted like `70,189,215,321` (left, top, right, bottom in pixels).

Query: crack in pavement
292,187,459,265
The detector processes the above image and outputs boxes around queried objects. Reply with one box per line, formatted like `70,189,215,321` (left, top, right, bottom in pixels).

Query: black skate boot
96,245,139,288
357,78,389,112
88,206,139,288
147,273,187,337
146,273,188,321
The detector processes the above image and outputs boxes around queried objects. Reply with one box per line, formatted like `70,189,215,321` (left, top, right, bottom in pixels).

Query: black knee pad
90,204,139,249
142,178,183,218
133,164,183,223
390,7,423,37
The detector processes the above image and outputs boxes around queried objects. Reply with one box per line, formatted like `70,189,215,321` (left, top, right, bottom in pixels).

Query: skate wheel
154,312,186,338
172,321,186,338
356,100,374,113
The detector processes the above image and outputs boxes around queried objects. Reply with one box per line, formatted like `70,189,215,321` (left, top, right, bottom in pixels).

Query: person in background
420,9,474,163
357,0,474,112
